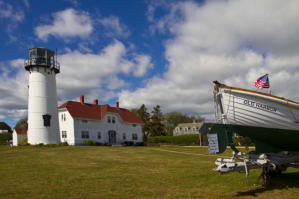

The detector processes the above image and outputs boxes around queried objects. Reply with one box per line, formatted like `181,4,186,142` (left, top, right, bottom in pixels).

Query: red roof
58,101,144,124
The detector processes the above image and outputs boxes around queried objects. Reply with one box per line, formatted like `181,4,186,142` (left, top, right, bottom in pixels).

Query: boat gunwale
217,84,299,106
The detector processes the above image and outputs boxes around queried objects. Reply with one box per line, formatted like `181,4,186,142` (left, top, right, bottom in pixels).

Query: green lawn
1,145,299,199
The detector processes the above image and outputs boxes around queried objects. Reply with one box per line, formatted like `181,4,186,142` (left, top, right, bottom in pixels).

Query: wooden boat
209,81,299,154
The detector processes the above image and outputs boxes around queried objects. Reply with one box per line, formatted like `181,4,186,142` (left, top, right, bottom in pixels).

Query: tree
0,122,12,133
14,117,28,130
149,105,166,136
134,104,151,141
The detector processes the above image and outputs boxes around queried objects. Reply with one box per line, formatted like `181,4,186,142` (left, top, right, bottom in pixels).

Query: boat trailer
215,151,299,185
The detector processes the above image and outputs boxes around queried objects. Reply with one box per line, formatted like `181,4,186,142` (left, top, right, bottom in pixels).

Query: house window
81,131,89,139
42,114,51,127
192,127,196,132
62,131,67,138
132,124,136,127
123,133,126,140
112,117,116,124
97,132,101,139
82,120,88,123
132,133,138,140
107,116,111,123
184,127,188,132
176,127,180,132
64,114,66,121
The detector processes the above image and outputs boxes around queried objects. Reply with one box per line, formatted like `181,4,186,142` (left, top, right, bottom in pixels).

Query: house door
108,130,116,145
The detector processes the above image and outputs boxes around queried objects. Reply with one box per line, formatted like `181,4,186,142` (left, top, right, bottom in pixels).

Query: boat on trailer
208,81,299,183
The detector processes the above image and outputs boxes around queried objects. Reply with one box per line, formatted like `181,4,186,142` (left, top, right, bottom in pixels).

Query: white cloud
133,54,153,77
99,15,130,38
0,1,24,22
56,40,152,102
35,8,93,41
119,0,299,121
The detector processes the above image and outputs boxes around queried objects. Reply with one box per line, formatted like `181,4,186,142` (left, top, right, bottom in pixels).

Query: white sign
208,134,219,154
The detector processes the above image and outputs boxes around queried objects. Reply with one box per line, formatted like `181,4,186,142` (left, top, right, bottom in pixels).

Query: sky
1,0,299,128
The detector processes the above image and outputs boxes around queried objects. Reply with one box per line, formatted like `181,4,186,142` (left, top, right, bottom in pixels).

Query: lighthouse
24,48,60,144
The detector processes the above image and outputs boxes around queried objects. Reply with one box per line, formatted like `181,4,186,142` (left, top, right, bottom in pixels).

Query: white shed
13,129,27,146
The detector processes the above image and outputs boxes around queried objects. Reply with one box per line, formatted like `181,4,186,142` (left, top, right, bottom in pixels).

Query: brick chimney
115,101,119,108
94,99,98,105
80,95,84,104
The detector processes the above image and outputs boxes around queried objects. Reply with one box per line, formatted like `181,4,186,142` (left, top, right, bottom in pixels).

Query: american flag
254,74,270,89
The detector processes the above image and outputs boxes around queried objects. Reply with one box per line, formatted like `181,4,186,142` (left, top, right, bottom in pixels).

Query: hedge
147,134,208,146
0,133,12,145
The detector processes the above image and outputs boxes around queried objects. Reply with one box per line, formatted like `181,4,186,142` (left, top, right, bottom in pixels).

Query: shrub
0,133,12,145
123,141,134,146
46,144,58,147
84,140,96,146
135,142,146,146
95,142,103,146
18,138,29,146
147,134,208,146
59,142,69,146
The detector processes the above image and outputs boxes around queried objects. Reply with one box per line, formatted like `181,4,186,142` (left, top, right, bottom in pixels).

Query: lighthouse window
42,114,51,127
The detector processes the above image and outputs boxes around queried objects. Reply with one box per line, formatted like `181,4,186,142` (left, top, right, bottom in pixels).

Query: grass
0,145,299,199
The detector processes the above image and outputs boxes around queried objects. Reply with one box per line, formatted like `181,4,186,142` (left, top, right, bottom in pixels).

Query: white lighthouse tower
24,48,60,144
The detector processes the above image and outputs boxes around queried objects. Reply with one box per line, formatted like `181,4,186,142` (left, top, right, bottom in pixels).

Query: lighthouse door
108,130,116,145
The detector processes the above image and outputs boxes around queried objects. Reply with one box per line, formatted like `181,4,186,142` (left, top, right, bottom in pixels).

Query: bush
84,140,96,146
18,138,29,146
0,133,12,145
147,134,207,146
123,141,134,146
59,142,69,146
135,142,146,146
95,142,103,146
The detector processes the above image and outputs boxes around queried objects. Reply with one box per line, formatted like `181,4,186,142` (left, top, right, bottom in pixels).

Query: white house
13,129,27,146
58,96,144,145
173,121,208,136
